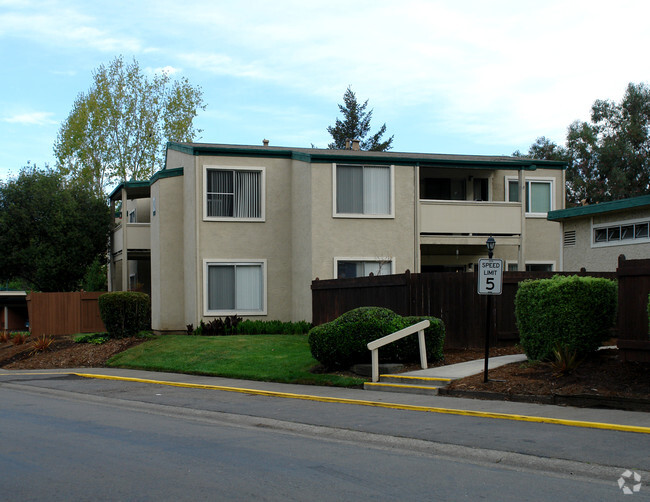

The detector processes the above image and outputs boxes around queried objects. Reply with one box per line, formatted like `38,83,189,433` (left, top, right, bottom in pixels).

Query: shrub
234,320,312,335
74,333,109,344
11,332,29,345
308,307,445,369
98,292,151,339
515,275,617,361
0,330,9,343
30,334,54,354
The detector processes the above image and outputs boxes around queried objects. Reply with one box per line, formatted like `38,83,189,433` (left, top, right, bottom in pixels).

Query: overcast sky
1,0,649,182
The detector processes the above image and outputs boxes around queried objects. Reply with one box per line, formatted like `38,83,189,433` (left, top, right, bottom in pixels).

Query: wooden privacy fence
26,292,106,336
312,270,617,349
616,255,650,362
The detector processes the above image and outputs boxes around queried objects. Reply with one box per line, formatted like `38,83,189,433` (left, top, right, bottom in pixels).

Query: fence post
418,329,427,369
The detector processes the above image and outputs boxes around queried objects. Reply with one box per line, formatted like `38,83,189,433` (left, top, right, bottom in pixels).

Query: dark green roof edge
166,141,567,171
108,167,184,200
548,195,650,221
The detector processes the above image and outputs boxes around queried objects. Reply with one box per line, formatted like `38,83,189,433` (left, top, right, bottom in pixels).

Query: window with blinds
335,164,392,216
205,168,263,220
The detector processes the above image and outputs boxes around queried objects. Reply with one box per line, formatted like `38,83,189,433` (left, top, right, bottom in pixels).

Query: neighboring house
548,194,650,271
108,141,566,332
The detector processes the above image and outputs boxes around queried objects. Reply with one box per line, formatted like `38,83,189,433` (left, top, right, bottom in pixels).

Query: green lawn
107,334,366,387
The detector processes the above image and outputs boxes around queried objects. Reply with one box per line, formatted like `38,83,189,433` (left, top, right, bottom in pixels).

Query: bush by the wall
515,275,617,361
98,292,151,339
308,307,445,369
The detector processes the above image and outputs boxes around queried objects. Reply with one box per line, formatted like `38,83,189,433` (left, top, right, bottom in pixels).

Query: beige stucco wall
310,163,417,283
150,174,185,331
194,155,294,322
562,208,650,271
290,159,314,322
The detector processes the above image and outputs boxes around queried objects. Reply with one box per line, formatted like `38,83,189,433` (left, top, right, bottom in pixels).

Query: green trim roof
108,167,184,200
548,195,650,221
167,141,568,171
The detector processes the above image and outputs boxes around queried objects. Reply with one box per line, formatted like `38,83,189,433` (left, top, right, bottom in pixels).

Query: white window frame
203,259,267,316
203,165,266,222
333,257,396,278
332,163,395,219
505,177,554,217
505,261,556,272
591,216,650,248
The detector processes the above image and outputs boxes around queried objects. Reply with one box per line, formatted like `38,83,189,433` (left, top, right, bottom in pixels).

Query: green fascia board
166,141,567,171
108,167,184,200
548,195,650,221
151,167,183,183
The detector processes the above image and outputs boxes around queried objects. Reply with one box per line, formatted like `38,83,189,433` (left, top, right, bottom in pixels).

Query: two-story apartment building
109,141,566,332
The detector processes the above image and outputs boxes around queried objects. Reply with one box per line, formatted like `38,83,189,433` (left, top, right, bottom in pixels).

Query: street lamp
486,236,495,259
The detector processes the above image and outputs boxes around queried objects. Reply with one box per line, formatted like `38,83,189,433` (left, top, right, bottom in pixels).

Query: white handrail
367,320,430,382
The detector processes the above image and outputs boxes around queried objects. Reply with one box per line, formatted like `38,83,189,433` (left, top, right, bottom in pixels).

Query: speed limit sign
477,259,503,295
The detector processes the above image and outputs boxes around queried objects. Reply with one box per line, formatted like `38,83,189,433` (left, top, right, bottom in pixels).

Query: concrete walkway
403,353,528,380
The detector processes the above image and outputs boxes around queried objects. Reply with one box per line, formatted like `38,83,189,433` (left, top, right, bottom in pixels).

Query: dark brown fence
616,255,650,361
26,292,106,336
312,270,617,349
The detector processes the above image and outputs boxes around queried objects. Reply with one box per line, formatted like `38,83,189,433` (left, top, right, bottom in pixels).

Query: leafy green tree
54,56,205,195
566,82,650,204
518,83,650,205
82,257,108,291
513,136,569,161
327,86,394,151
0,165,111,291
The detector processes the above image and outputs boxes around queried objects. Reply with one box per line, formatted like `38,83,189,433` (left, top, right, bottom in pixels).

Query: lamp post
484,236,495,382
486,236,495,259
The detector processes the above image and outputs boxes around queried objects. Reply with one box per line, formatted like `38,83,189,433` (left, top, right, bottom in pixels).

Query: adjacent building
548,194,650,271
109,141,566,332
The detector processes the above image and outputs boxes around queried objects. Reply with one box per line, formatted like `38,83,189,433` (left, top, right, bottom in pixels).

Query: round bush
515,275,617,361
308,307,445,369
98,291,151,338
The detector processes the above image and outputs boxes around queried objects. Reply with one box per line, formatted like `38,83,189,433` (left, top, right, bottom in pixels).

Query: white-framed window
334,257,395,278
505,177,554,216
333,164,394,218
204,166,265,221
506,262,555,272
204,260,267,315
592,218,650,247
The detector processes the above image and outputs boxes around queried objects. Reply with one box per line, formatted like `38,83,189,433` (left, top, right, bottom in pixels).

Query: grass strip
107,334,365,387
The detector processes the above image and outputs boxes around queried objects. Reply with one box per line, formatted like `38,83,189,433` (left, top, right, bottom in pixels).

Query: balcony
111,223,151,256
419,200,521,236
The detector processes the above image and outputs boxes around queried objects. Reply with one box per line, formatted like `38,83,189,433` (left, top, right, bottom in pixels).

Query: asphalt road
1,372,649,501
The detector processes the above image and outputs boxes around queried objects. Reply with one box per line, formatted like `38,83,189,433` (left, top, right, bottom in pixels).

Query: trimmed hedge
515,275,617,361
98,292,151,339
308,307,445,369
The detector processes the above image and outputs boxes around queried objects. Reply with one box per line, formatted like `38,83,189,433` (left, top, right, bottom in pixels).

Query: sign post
477,256,503,383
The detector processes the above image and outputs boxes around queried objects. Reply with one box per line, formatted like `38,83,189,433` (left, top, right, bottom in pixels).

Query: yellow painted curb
365,382,439,390
381,374,452,382
72,373,650,435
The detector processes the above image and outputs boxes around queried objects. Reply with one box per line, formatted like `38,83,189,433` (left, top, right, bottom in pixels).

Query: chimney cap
263,139,269,146
351,139,361,151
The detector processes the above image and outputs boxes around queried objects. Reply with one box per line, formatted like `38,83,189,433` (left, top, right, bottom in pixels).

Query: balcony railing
111,223,151,254
419,200,521,235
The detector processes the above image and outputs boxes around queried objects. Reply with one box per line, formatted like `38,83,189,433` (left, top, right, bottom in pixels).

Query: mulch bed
0,334,146,369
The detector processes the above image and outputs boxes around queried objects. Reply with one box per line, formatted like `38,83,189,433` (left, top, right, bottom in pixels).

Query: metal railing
366,320,430,382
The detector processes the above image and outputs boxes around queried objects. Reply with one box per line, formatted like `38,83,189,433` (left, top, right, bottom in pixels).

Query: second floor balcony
419,200,522,235
111,222,151,255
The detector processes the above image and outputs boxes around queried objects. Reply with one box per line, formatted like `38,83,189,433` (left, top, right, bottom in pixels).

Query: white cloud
3,112,57,126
